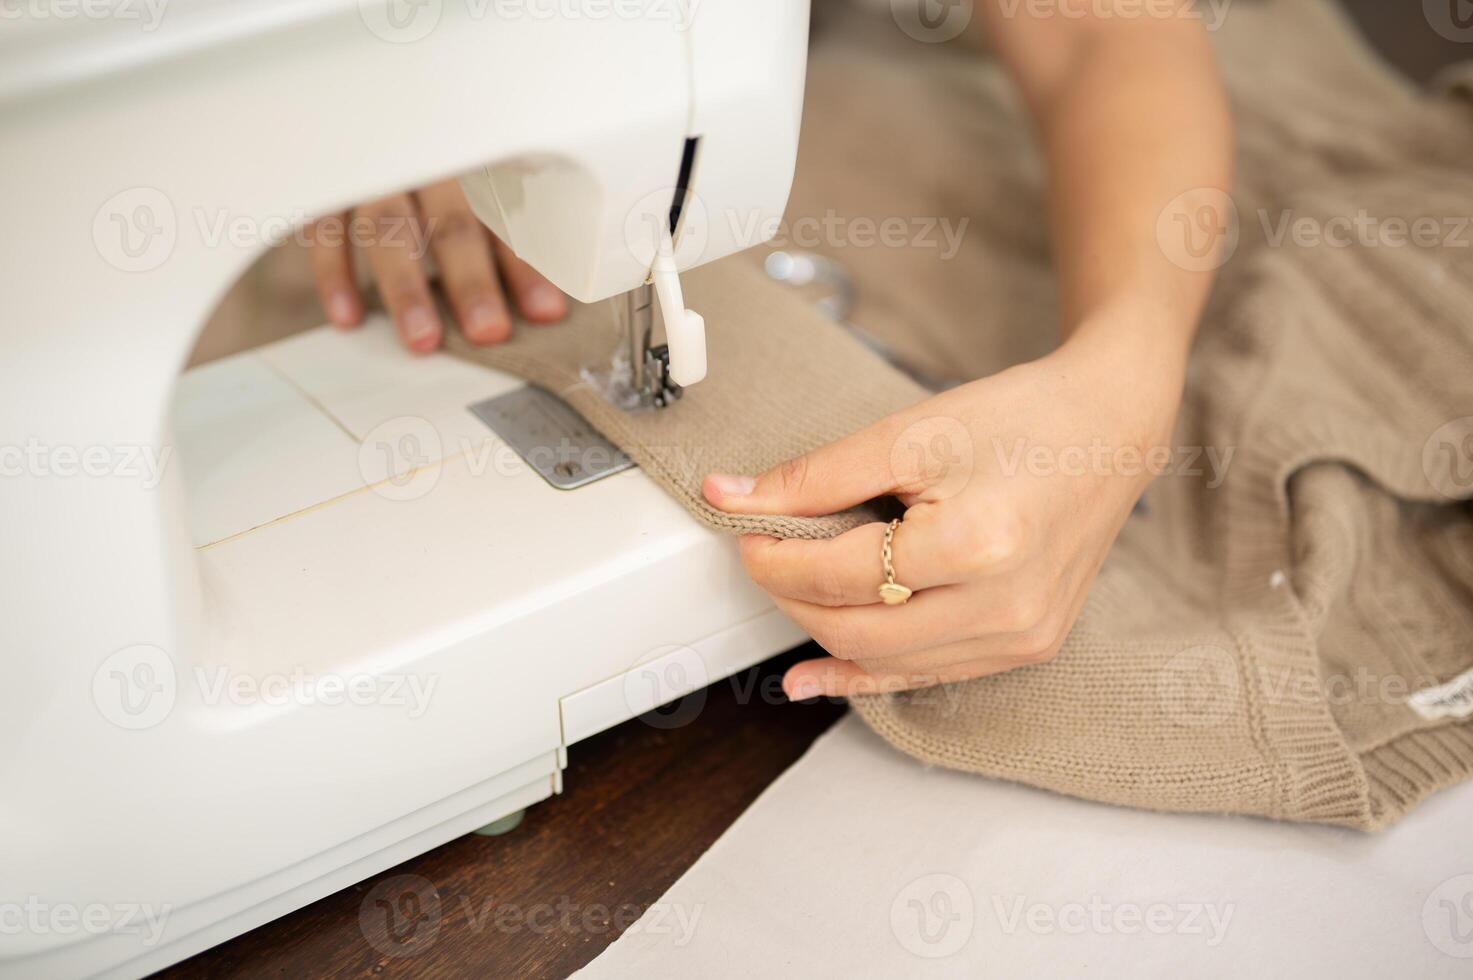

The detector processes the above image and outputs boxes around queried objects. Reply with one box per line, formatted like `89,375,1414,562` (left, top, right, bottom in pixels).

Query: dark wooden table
159,4,1457,977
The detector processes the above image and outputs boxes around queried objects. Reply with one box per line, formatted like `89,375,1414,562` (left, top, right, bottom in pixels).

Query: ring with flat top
878,518,913,605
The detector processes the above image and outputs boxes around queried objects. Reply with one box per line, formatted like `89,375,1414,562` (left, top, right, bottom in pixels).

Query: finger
703,415,917,518
492,236,568,323
780,657,905,700
306,213,363,329
772,576,1058,664
854,635,1049,678
415,182,511,345
782,653,1022,700
737,517,963,608
770,589,970,663
357,194,441,353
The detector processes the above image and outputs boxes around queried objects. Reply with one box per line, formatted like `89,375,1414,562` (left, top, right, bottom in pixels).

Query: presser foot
640,343,682,409
623,282,683,411
578,284,683,412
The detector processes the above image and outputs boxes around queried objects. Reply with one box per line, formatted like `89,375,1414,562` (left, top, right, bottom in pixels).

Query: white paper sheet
578,713,1473,978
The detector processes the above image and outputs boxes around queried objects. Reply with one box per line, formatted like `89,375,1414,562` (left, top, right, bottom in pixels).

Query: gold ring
877,518,913,605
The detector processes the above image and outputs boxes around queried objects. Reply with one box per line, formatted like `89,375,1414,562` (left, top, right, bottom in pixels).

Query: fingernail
403,307,438,344
522,283,565,321
708,474,756,497
467,300,508,342
328,292,357,326
788,680,821,701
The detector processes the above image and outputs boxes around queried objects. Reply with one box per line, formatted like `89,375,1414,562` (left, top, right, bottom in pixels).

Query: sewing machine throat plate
470,386,635,491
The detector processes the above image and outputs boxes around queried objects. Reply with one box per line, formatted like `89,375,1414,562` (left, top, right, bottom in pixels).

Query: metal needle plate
469,386,635,491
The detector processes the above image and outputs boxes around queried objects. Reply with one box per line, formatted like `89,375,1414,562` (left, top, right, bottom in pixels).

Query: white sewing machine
0,2,809,976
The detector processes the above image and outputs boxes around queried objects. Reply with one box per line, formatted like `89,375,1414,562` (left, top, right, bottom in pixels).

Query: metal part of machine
624,283,684,409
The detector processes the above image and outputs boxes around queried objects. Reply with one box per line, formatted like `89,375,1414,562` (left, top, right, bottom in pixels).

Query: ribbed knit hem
1363,723,1473,829
1223,411,1473,829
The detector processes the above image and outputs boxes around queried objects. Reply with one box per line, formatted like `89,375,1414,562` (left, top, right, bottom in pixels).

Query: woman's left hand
702,330,1185,701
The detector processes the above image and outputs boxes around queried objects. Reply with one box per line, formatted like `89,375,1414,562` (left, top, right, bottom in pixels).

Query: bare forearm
979,5,1233,427
706,7,1234,697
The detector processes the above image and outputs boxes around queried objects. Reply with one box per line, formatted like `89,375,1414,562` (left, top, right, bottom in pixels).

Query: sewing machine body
0,1,808,976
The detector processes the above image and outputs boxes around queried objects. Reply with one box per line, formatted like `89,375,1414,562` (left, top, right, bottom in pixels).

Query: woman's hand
305,179,567,353
706,0,1229,702
703,324,1186,701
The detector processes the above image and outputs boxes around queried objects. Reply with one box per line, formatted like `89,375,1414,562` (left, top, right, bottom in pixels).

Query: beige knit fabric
451,0,1473,829
447,260,924,538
